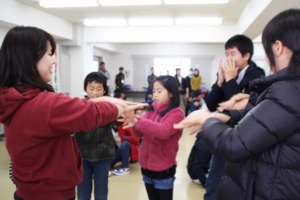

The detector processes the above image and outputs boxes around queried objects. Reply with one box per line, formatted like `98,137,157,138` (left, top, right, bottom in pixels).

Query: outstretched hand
174,109,212,134
92,96,148,117
174,109,231,135
121,111,143,129
217,93,250,112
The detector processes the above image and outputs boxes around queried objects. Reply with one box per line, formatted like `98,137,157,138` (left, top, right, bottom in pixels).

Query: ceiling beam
238,0,300,39
0,0,73,40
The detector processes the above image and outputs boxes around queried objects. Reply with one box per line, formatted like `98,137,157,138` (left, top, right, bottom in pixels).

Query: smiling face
153,81,170,104
36,42,56,83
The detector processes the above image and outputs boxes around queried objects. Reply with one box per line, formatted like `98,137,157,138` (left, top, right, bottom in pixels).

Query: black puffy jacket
201,68,300,200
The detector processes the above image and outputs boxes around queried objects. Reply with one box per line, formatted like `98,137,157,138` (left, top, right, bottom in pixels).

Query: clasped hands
91,96,148,127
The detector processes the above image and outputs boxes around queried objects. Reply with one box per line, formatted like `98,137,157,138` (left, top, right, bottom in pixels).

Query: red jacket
117,125,139,161
0,87,118,200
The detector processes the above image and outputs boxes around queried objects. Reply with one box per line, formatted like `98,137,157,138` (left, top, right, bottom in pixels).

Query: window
153,57,191,77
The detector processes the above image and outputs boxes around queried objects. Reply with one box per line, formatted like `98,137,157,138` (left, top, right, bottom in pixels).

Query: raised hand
224,56,238,82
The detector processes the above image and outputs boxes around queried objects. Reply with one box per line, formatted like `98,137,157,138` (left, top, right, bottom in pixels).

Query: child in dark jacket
76,72,115,200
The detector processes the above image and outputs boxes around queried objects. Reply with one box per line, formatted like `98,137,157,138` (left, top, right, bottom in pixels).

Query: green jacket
75,124,115,162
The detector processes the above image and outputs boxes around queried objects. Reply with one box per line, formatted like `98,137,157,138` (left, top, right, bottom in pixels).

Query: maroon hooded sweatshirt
0,87,118,200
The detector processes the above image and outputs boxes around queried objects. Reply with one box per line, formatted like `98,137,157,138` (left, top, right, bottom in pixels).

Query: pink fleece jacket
132,102,184,171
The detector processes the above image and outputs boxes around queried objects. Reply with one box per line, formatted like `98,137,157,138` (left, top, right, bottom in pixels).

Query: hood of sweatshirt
0,87,41,125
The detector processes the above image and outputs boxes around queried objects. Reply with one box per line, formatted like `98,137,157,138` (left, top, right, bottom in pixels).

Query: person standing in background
147,67,157,89
182,68,193,116
98,62,111,81
115,67,125,90
175,68,185,111
145,67,157,105
190,68,202,97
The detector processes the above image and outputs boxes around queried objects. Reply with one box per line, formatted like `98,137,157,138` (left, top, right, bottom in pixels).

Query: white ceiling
5,0,300,44
17,0,249,25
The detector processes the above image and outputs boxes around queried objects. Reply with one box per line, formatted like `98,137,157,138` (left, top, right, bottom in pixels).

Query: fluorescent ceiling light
39,0,98,8
99,0,162,6
84,18,127,27
164,0,229,5
175,17,223,25
128,17,173,26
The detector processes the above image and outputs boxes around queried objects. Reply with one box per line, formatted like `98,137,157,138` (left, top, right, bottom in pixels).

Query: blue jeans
111,141,130,168
204,155,225,200
143,175,175,190
77,160,111,200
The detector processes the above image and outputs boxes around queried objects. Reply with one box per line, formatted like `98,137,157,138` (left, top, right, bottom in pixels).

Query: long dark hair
84,72,109,96
262,9,300,72
0,26,56,92
152,75,180,117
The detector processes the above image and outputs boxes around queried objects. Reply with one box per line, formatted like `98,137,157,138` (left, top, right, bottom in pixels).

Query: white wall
253,43,271,75
129,55,215,91
85,25,237,43
58,46,71,94
132,56,153,91
97,43,225,91
108,54,134,92
190,56,216,89
117,43,225,56
90,43,230,91
0,26,9,45
0,28,269,97
68,46,86,98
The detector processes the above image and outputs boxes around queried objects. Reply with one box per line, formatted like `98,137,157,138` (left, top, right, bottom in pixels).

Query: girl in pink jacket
130,75,184,200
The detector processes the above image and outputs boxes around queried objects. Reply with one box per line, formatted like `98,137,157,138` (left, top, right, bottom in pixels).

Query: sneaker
108,171,112,177
192,179,202,185
112,168,130,176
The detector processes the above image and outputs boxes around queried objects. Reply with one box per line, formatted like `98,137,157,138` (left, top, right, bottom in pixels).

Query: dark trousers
204,155,225,200
77,160,111,200
111,141,131,168
145,183,173,200
14,192,74,200
187,135,211,185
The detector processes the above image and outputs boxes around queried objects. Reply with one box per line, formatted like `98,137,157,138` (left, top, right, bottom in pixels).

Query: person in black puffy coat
175,9,300,200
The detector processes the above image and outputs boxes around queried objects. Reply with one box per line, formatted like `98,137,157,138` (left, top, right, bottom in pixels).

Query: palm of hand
122,111,139,129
